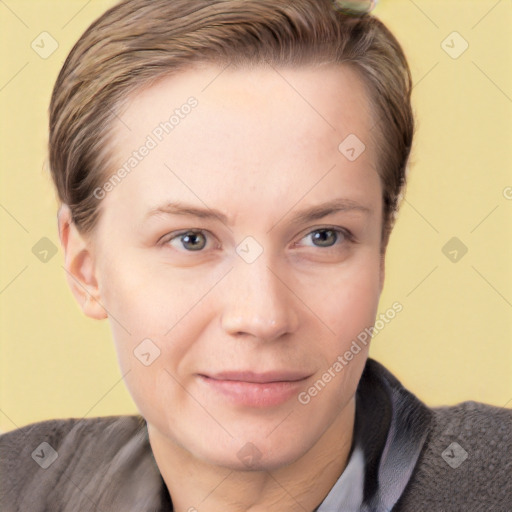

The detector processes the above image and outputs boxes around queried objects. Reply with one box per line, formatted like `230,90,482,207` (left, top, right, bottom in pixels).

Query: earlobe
57,205,107,320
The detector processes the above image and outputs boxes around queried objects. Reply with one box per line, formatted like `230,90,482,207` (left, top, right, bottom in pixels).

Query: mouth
203,370,311,383
197,371,312,408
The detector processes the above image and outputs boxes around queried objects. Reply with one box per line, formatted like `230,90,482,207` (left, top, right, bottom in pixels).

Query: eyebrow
145,198,372,227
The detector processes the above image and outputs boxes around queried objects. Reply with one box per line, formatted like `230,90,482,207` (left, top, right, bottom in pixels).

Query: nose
220,256,299,341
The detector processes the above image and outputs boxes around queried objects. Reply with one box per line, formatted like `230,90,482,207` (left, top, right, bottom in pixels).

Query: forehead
102,63,379,220
114,62,374,146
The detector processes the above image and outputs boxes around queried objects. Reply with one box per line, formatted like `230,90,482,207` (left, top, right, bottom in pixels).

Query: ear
57,204,107,320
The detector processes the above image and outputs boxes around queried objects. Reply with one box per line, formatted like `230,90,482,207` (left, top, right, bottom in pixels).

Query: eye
160,227,352,254
165,230,209,251
299,228,350,248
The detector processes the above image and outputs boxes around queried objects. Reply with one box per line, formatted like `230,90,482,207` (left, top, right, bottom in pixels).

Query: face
87,63,384,470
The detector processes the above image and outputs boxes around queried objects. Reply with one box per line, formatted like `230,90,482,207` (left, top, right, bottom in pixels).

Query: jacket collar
356,358,433,511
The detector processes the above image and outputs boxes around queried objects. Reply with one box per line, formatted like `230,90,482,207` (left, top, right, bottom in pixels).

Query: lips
203,370,311,383
197,370,312,408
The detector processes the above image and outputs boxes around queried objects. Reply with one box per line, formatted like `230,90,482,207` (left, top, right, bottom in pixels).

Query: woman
1,0,510,510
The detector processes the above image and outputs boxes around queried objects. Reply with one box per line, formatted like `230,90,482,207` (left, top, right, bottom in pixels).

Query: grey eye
179,231,207,251
310,229,339,247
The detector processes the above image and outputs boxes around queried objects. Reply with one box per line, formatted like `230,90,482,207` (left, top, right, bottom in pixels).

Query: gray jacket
1,358,511,511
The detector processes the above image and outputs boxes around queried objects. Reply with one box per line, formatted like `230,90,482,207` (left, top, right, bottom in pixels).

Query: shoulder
395,401,512,510
0,415,145,474
0,414,144,450
0,415,164,511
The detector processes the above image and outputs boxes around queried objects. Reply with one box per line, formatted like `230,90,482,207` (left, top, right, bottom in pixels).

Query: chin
194,431,310,473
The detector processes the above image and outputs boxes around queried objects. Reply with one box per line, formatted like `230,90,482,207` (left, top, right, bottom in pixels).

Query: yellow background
1,0,511,433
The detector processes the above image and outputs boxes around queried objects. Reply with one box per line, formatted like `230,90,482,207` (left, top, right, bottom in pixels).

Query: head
52,0,413,470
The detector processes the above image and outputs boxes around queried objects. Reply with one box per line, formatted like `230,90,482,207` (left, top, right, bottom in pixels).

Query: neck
148,397,356,512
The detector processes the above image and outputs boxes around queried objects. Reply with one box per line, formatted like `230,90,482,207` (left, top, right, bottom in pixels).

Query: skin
59,63,386,512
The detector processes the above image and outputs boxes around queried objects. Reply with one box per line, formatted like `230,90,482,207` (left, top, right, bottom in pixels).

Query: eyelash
160,227,355,253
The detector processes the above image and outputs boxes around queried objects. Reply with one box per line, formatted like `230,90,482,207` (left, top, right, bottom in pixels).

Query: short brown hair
49,0,414,251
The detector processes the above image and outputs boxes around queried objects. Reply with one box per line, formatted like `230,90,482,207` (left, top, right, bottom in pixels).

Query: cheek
310,254,382,345
97,255,219,377
96,258,168,374
98,255,199,332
